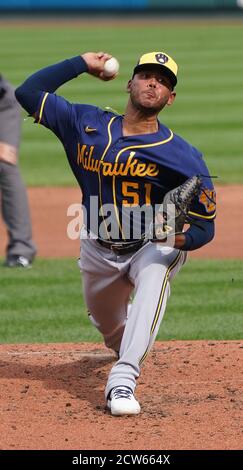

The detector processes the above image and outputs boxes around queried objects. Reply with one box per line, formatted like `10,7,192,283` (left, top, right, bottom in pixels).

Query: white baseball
103,57,119,77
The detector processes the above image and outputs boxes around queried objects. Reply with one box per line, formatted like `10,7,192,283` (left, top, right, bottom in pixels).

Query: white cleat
107,386,141,416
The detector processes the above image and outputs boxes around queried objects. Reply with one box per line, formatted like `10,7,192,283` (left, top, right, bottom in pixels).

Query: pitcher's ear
127,79,132,92
167,91,176,106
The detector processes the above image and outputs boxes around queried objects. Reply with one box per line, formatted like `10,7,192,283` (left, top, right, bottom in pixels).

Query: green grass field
0,19,243,185
0,259,242,343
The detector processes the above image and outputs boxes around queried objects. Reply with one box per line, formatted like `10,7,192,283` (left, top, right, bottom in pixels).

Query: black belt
97,238,146,255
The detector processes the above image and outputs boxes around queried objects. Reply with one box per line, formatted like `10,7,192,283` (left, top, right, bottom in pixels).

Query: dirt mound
0,341,242,450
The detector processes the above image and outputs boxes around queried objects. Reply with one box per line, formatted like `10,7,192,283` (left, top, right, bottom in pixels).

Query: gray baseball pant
79,229,187,399
0,161,36,260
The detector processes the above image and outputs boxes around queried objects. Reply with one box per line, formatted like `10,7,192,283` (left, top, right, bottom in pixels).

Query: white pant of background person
78,227,187,400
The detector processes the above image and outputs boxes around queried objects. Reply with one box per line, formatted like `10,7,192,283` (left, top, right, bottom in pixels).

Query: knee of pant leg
88,312,123,352
77,257,82,271
87,311,118,337
87,310,126,351
104,336,121,353
88,312,101,330
103,323,125,352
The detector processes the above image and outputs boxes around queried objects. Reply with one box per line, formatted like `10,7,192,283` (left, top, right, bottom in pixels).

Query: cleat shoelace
112,387,132,400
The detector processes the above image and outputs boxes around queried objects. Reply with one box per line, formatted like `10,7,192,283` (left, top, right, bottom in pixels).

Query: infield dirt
0,341,242,450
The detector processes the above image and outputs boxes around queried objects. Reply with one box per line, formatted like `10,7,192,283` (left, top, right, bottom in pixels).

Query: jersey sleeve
35,91,95,142
188,150,216,221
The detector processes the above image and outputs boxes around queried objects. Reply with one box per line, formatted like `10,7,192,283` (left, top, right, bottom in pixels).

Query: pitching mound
0,341,242,450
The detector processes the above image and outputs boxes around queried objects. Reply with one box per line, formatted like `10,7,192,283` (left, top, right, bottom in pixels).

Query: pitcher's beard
130,95,165,116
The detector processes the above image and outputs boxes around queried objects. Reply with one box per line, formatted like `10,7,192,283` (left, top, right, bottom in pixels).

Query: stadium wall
0,0,241,11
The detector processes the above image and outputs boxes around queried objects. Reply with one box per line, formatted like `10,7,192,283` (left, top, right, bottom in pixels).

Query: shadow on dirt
0,353,115,411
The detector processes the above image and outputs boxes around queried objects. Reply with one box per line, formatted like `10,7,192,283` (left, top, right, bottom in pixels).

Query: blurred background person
0,74,36,268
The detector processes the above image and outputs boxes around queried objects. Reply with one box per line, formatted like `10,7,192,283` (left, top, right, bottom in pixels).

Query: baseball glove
148,175,202,241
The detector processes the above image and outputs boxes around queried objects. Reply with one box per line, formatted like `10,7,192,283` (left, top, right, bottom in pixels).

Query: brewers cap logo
133,51,178,86
155,53,169,65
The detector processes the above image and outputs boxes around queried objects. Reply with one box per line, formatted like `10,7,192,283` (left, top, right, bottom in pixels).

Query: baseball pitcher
15,51,216,415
